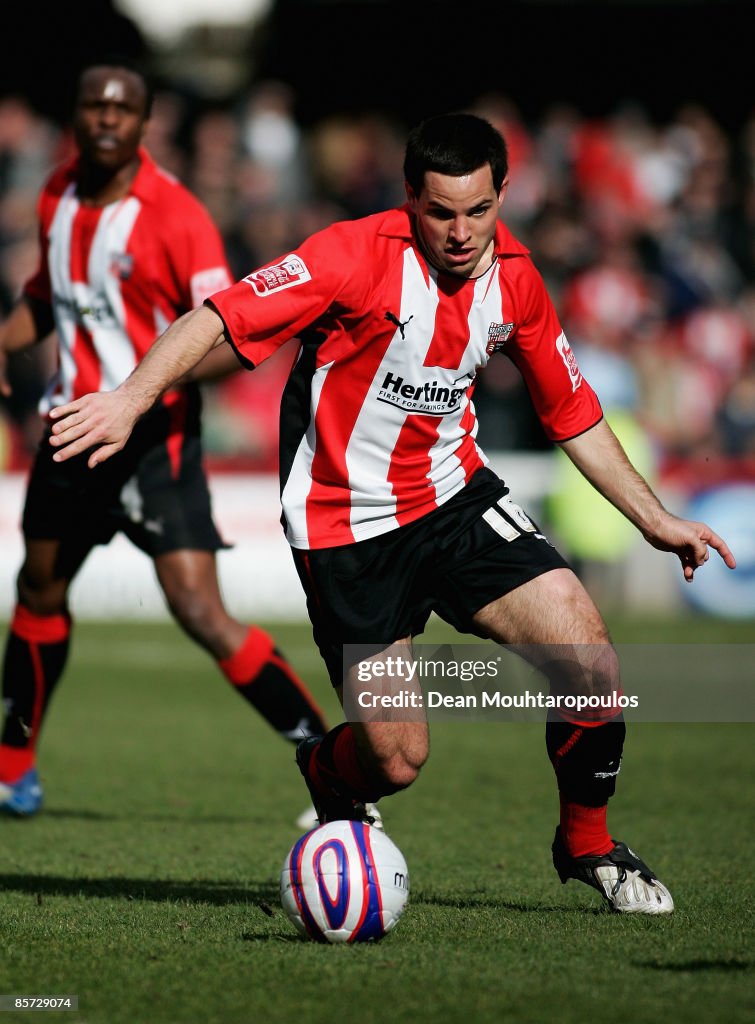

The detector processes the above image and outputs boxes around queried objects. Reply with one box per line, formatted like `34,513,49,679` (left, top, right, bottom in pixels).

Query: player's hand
643,513,737,582
48,391,141,468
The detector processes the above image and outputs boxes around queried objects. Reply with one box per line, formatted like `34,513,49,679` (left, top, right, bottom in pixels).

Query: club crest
109,252,134,280
486,321,514,355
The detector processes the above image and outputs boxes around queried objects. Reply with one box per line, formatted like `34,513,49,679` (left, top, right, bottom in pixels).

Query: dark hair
76,53,155,117
403,113,508,195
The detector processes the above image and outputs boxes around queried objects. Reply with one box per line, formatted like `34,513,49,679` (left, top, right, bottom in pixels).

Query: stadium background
1,0,754,620
0,8,752,1023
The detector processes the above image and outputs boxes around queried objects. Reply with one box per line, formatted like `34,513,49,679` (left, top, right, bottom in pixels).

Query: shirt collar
67,146,161,203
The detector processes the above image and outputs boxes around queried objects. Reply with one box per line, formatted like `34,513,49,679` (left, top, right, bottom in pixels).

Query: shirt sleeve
22,184,56,306
505,259,603,442
207,222,370,369
166,192,233,311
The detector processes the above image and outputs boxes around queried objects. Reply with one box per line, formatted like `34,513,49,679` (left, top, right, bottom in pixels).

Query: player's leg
472,568,625,855
124,420,329,748
0,536,89,815
296,634,429,823
153,549,328,743
291,531,435,826
470,569,672,913
427,474,672,912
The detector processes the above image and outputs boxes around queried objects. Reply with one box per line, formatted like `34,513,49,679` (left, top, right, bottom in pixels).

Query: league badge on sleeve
245,254,312,297
556,331,583,391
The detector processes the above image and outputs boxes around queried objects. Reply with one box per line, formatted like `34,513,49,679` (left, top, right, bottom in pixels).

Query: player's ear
405,181,418,208
497,177,509,208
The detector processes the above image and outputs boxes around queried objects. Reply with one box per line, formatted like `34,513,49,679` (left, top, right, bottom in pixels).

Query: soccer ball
280,820,409,943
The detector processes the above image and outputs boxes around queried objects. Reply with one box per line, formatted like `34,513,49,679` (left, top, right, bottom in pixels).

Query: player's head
403,113,509,196
404,113,509,278
73,55,153,172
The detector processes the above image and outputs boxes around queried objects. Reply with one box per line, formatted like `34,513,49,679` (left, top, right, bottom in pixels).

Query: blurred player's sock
0,605,71,785
546,713,626,858
219,625,327,742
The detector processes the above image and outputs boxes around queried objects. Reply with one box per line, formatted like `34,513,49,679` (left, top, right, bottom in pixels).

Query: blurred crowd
2,84,755,476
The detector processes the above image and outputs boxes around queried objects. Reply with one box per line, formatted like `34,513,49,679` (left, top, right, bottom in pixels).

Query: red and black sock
219,626,327,742
301,723,397,804
546,712,626,858
0,605,72,784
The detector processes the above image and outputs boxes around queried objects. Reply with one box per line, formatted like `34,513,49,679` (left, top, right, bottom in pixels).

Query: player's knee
546,642,621,703
374,744,428,791
16,568,67,616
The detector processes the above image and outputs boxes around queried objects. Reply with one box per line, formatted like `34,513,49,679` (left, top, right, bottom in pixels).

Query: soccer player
0,57,331,820
47,113,736,914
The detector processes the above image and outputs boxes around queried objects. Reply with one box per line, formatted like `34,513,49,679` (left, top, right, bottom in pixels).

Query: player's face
406,165,507,278
73,67,148,171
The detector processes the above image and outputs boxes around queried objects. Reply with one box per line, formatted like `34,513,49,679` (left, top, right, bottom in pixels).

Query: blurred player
47,113,736,913
0,57,332,822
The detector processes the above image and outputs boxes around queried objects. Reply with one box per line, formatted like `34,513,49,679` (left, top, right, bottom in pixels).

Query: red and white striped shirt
209,208,602,550
24,147,231,413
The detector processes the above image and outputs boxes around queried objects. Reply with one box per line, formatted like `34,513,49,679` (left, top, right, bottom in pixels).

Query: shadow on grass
38,809,253,824
636,958,753,973
0,873,280,907
240,932,306,944
412,890,606,915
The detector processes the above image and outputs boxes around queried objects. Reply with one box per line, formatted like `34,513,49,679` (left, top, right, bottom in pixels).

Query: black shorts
23,392,226,561
291,467,569,687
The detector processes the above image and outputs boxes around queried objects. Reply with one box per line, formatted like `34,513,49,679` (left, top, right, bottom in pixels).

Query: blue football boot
0,768,43,817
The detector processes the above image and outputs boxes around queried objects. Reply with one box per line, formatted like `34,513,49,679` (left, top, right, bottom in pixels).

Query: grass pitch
0,616,752,1024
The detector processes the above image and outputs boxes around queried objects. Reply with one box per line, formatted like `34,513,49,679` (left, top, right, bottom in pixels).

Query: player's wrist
117,379,158,422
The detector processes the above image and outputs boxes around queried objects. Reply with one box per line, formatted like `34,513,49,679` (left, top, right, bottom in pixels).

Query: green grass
0,616,753,1024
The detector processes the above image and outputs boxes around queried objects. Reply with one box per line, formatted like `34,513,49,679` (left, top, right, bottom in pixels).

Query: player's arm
559,418,736,581
49,305,226,468
0,296,55,397
179,341,242,384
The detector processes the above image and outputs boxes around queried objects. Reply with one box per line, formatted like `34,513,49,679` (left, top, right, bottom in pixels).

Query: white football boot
552,827,674,914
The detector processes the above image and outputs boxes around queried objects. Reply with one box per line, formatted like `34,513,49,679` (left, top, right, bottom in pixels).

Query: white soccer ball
280,820,410,943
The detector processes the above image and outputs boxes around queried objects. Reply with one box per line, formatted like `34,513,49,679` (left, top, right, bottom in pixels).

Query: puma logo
385,311,414,339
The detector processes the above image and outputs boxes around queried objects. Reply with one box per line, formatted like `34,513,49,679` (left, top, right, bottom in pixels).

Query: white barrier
0,472,307,620
0,454,694,620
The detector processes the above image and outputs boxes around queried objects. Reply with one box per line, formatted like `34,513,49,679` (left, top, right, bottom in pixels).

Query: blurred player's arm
49,305,227,467
559,418,736,581
0,296,55,397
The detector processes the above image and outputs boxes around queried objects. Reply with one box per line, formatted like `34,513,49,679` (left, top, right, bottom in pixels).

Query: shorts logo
486,321,514,356
245,255,311,297
556,331,582,391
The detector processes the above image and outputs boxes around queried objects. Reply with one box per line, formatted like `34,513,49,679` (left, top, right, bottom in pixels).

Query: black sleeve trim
551,413,604,444
203,298,256,370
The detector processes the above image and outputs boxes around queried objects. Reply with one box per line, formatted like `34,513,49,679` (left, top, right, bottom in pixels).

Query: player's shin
0,604,72,782
218,625,327,742
546,711,626,858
